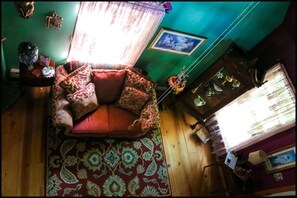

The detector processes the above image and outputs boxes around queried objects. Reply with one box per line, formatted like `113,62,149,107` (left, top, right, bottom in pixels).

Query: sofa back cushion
63,60,87,74
92,70,126,103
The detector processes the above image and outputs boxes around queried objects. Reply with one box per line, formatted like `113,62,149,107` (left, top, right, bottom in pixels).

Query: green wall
1,1,290,86
135,1,290,86
1,1,79,77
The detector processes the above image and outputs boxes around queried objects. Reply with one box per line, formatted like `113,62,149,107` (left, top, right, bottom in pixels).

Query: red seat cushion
108,104,141,132
72,105,110,134
92,70,126,103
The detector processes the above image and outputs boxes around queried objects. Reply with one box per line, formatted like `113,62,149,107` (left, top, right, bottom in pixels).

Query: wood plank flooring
1,86,225,196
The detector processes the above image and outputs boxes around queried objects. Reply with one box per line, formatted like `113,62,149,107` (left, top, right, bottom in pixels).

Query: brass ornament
45,11,63,30
15,1,35,19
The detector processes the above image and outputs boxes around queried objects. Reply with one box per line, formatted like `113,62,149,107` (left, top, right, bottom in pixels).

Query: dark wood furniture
20,60,55,87
203,155,254,196
178,40,258,123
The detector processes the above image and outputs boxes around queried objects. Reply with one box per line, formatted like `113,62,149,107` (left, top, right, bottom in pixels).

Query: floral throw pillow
67,83,98,121
61,63,92,94
63,60,87,74
116,86,150,115
124,69,156,94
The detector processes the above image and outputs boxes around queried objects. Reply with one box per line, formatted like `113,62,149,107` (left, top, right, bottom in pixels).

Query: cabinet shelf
178,40,256,122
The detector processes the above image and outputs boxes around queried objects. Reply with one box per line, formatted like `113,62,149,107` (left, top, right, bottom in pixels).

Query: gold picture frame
148,28,207,56
264,144,295,174
45,11,63,30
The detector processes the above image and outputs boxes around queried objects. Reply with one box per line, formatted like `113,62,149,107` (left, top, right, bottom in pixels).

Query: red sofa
52,62,160,138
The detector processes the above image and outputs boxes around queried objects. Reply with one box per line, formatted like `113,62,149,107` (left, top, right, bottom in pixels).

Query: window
67,2,165,67
215,63,295,151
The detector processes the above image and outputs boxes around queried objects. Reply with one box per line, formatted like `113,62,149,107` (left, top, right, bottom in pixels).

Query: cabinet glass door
182,67,246,120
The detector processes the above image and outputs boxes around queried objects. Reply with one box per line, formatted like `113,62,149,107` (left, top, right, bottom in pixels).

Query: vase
18,42,39,70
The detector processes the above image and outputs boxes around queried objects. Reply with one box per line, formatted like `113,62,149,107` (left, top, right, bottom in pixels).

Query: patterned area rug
46,118,171,196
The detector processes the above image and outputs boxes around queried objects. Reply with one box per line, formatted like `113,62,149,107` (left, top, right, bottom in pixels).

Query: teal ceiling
135,1,290,86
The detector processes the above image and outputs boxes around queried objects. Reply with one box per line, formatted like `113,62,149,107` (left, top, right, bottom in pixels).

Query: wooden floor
1,86,225,196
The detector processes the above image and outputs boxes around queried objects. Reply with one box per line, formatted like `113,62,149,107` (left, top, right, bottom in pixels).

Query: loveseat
52,61,160,138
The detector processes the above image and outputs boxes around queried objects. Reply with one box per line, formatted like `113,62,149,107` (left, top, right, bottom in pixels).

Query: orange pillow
91,70,126,103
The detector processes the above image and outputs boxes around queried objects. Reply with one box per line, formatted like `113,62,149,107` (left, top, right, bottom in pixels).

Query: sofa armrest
52,65,73,134
140,90,160,133
52,96,73,134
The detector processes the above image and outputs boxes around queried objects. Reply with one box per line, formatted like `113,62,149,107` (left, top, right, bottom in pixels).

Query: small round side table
20,60,55,87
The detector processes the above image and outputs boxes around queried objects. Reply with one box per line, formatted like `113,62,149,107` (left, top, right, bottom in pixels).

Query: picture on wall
265,144,295,174
148,28,207,56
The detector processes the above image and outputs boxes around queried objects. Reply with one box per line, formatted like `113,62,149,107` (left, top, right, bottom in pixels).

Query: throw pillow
63,60,87,74
115,86,150,115
124,68,156,94
61,63,92,94
67,82,98,120
91,70,127,103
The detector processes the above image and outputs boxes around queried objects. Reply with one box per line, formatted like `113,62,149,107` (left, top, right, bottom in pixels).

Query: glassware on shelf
193,95,206,107
221,74,234,86
232,79,241,88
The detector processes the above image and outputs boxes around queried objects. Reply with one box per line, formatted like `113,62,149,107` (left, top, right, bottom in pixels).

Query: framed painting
265,144,296,174
148,28,207,56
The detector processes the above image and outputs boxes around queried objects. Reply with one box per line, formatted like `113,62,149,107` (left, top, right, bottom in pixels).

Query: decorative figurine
221,74,234,86
168,66,188,94
193,95,206,107
45,11,63,30
15,1,35,19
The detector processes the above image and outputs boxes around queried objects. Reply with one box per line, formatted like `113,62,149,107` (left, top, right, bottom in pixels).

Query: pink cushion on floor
72,105,110,133
108,104,141,132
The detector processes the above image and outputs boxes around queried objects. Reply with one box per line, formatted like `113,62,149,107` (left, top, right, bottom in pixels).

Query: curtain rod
127,1,166,12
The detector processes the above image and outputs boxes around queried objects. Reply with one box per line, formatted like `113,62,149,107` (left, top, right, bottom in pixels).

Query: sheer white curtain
215,63,296,151
67,2,165,67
